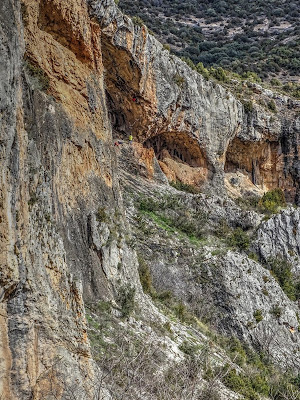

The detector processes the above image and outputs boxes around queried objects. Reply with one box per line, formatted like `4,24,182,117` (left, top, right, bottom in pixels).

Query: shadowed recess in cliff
38,0,92,64
144,131,211,185
144,132,206,168
225,137,284,187
101,34,153,136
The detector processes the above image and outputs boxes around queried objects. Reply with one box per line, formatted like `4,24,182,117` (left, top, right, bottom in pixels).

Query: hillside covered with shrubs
119,0,300,87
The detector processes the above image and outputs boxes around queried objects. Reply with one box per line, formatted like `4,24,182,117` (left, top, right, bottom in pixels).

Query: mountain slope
119,0,300,84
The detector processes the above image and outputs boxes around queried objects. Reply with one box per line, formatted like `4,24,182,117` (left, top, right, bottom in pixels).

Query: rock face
227,88,300,203
89,0,242,190
121,155,300,371
1,0,300,398
90,0,300,202
254,207,300,271
1,0,141,398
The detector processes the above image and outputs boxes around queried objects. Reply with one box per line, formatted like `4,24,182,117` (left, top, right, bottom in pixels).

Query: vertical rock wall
0,0,141,398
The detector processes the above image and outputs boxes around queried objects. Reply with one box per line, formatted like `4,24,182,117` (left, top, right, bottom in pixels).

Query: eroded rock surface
1,0,300,398
254,207,300,271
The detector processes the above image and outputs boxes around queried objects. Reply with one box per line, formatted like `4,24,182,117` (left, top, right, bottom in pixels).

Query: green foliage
24,60,50,91
253,309,263,323
267,99,277,113
96,207,108,223
270,304,282,319
120,0,300,85
268,257,299,300
241,71,261,83
118,285,135,318
258,188,286,214
223,368,260,400
139,197,160,212
169,180,200,194
131,16,144,27
137,255,154,295
163,43,171,51
138,192,207,241
154,290,197,326
237,189,286,216
262,287,269,296
270,78,281,86
181,56,196,70
282,82,300,99
209,66,229,82
179,340,200,356
227,227,250,250
195,62,210,79
242,100,254,113
174,73,185,88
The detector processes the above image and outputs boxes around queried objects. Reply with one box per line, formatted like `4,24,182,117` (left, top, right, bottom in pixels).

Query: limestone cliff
1,0,300,399
1,0,140,397
90,0,300,203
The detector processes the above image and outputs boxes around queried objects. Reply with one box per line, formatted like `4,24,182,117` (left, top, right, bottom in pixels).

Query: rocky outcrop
1,0,300,398
0,0,141,398
90,0,300,202
89,0,243,189
121,156,300,371
254,207,300,271
226,86,300,202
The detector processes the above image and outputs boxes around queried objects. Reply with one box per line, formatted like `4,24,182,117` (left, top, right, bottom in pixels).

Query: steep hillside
0,0,300,399
119,0,300,83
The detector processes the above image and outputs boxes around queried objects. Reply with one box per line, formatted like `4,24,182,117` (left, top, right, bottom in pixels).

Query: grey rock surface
254,207,300,271
89,0,243,189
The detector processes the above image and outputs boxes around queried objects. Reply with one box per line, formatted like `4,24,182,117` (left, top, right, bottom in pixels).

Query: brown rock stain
22,0,108,139
55,142,109,209
0,305,12,400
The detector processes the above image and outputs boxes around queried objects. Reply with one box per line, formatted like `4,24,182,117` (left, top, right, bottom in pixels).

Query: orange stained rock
133,143,156,179
22,0,108,139
159,157,208,187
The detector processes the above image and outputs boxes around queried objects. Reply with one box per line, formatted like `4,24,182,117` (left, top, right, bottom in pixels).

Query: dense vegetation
119,0,300,84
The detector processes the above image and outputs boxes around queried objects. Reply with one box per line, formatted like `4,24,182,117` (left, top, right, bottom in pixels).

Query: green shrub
209,66,229,82
270,78,281,86
24,60,50,91
242,100,254,113
270,304,282,319
267,100,277,113
169,180,200,194
139,197,160,212
137,256,154,295
196,62,210,79
131,16,144,26
227,227,250,250
242,71,261,83
268,257,297,300
253,309,263,323
96,207,108,223
181,56,196,70
258,188,285,214
250,374,270,396
223,368,260,400
179,340,200,356
118,285,135,318
174,73,185,88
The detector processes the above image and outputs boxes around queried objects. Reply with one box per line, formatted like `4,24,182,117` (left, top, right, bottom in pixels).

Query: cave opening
144,132,207,169
224,137,285,190
142,132,211,186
